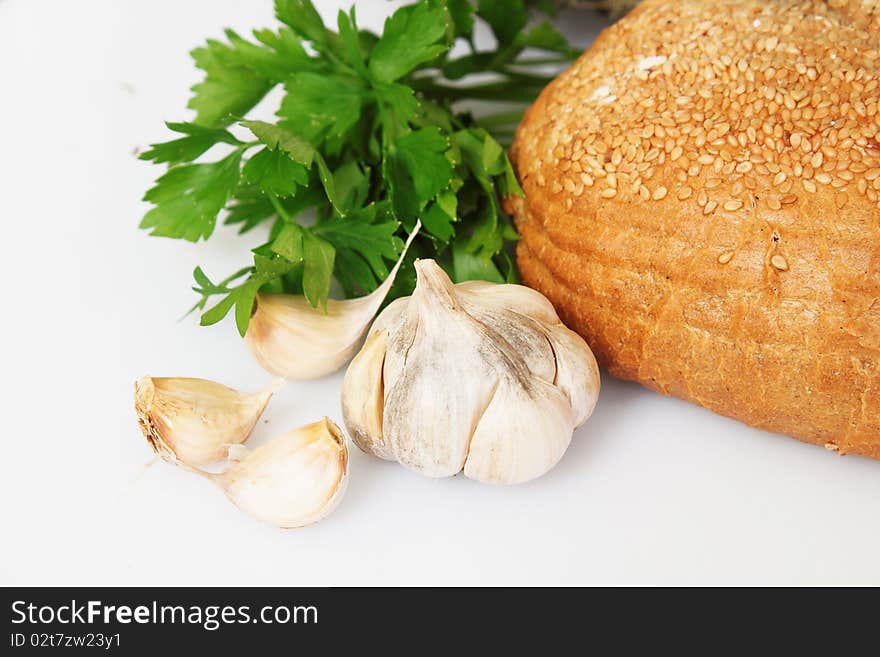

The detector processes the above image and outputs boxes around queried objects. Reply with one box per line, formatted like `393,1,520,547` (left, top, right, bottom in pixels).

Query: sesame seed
717,250,735,264
771,254,789,270
515,0,880,221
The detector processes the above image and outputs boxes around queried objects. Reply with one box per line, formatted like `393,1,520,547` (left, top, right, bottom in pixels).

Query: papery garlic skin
134,376,282,467
342,330,391,459
245,222,420,380
342,259,600,485
211,417,348,528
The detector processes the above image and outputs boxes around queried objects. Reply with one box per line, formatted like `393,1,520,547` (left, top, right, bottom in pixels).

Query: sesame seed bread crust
507,0,880,457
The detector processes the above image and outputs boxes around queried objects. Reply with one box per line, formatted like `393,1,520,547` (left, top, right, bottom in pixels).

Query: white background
1,0,878,586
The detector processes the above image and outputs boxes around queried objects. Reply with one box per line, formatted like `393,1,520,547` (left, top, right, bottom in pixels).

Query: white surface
1,0,878,587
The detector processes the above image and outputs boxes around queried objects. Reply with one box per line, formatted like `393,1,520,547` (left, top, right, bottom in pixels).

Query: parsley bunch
140,0,577,335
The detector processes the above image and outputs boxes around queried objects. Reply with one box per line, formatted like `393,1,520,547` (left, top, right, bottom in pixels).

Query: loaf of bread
506,0,880,458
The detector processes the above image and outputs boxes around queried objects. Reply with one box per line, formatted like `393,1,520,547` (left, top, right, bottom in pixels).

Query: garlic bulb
208,417,349,528
134,376,283,467
342,259,600,485
245,222,421,380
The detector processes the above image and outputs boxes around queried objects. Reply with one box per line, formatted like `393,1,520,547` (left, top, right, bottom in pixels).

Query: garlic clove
457,279,560,326
460,299,557,384
544,324,601,427
369,296,408,334
245,222,421,380
382,262,497,477
341,329,392,460
382,334,494,477
460,278,600,427
134,376,283,467
464,377,575,485
210,417,348,529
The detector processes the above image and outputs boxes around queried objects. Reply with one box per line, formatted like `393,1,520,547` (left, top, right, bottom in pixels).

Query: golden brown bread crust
507,0,880,458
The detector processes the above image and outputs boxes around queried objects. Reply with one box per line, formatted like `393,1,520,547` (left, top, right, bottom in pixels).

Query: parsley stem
497,70,558,84
412,79,542,102
267,193,292,224
220,266,255,287
509,56,573,66
477,111,525,127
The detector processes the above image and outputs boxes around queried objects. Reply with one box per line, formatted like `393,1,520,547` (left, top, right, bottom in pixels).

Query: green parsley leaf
330,160,371,210
386,127,454,220
334,248,378,294
241,120,316,165
445,0,476,37
233,279,262,337
279,73,366,142
270,223,305,263
452,240,505,283
274,0,332,47
368,3,449,83
337,8,369,78
219,28,314,81
421,191,458,242
477,0,527,47
375,83,420,138
252,27,319,72
313,212,402,279
141,150,242,241
518,21,576,55
140,122,241,165
200,291,239,327
188,265,251,316
301,230,335,311
242,147,309,197
188,35,274,128
314,154,343,215
224,184,277,233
